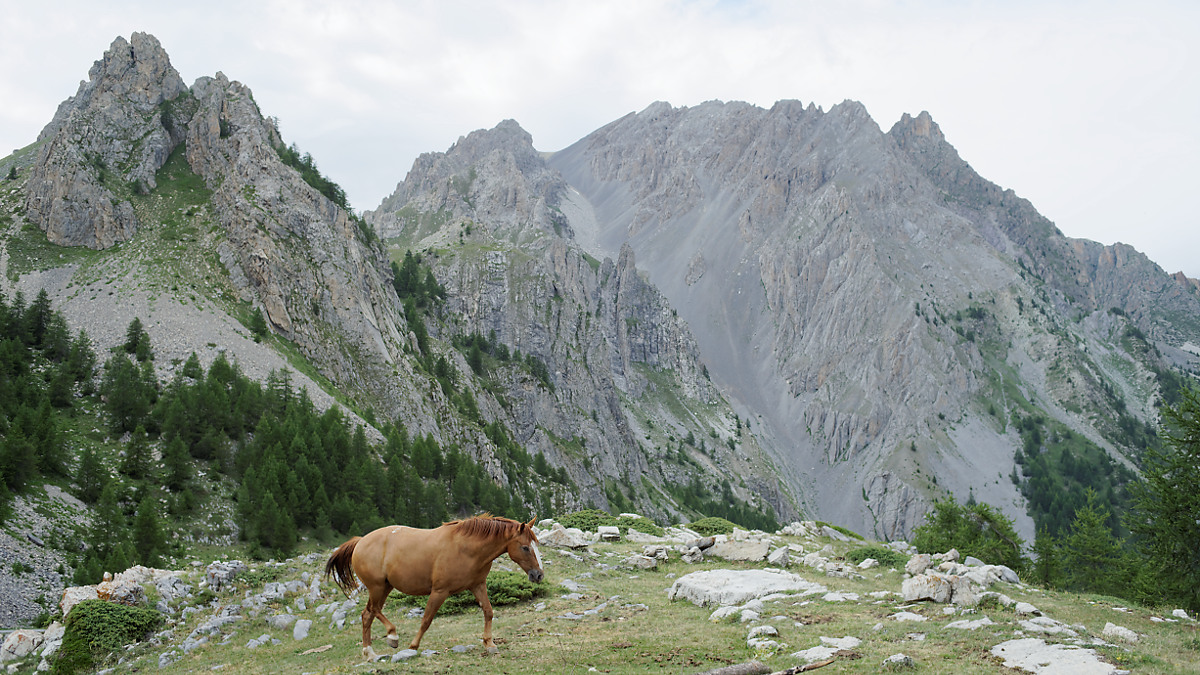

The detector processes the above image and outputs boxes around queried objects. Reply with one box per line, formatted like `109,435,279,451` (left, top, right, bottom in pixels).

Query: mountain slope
545,99,1200,539
368,120,795,523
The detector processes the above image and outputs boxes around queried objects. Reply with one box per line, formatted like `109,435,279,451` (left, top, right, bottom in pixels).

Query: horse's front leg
470,584,498,654
410,590,449,650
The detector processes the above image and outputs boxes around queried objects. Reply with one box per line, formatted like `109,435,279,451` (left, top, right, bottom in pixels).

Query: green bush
557,509,616,532
618,514,664,537
53,600,161,675
394,570,548,615
688,516,738,537
846,545,906,568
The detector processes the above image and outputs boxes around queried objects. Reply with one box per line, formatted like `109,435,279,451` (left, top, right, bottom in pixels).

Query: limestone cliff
368,121,795,521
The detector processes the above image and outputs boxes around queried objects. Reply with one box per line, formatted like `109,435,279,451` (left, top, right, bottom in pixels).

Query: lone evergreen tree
1127,386,1200,612
249,308,269,342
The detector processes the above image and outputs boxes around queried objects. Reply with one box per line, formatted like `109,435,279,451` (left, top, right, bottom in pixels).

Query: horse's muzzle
527,568,544,583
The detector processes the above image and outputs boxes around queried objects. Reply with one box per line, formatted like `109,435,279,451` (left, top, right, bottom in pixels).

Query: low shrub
617,515,664,536
846,545,906,568
557,509,616,532
53,600,161,675
688,516,738,537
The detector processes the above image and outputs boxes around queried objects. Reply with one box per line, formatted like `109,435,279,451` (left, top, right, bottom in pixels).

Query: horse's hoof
486,645,500,655
387,635,400,649
362,646,381,662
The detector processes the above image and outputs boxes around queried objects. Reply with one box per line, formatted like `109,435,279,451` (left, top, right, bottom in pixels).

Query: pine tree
1127,386,1200,612
181,352,203,380
1032,526,1062,589
88,482,129,568
162,437,191,491
120,427,153,481
101,354,152,434
124,317,146,355
1060,489,1127,596
75,446,106,504
249,308,269,341
132,495,166,567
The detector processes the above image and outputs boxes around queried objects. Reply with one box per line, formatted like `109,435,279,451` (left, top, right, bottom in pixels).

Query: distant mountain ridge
4,33,1198,549
539,98,1200,538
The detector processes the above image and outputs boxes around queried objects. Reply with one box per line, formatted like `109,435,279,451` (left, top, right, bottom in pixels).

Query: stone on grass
267,614,296,630
621,554,657,570
1102,622,1139,643
1014,602,1039,616
597,526,621,541
391,649,420,662
1,630,43,662
991,638,1119,674
540,524,591,549
293,619,312,641
944,616,995,630
708,539,770,562
668,569,825,607
767,547,790,567
883,653,914,669
904,554,933,576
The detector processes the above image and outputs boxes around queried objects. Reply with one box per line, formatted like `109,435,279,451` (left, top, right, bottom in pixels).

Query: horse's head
507,517,544,583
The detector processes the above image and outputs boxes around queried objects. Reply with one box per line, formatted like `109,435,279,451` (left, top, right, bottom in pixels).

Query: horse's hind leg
372,584,400,649
360,581,398,660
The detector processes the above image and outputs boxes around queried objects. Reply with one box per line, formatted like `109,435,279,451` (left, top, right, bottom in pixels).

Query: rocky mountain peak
369,118,568,245
24,32,187,249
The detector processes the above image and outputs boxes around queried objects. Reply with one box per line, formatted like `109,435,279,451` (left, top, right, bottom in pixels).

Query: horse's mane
448,514,528,541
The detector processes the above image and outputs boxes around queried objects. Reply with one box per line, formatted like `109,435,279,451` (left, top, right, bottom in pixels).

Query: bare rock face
368,121,794,521
548,98,1200,539
370,119,568,245
25,32,187,248
182,72,418,415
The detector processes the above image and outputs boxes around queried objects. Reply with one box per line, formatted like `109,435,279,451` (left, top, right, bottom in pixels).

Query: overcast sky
2,0,1196,276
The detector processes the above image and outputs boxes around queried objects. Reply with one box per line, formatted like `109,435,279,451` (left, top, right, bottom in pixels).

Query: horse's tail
325,536,361,597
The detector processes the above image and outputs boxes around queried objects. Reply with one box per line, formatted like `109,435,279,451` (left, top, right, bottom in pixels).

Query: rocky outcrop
369,122,794,521
25,33,187,248
182,71,414,410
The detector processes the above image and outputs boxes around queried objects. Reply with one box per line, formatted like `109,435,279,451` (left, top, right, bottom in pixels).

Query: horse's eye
521,546,530,552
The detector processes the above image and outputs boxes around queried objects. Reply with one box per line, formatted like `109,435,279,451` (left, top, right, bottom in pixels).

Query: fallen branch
770,657,836,674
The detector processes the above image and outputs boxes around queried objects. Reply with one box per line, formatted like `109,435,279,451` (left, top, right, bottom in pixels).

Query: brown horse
325,515,544,660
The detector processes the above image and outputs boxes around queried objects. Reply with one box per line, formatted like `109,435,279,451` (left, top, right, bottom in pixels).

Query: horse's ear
526,517,537,529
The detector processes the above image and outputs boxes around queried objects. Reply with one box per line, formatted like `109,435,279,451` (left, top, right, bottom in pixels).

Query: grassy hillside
20,526,1200,674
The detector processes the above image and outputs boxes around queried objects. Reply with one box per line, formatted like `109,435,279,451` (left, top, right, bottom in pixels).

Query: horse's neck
458,531,512,564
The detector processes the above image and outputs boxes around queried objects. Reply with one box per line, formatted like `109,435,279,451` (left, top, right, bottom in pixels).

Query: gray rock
292,619,312,641
1,629,43,662
245,633,273,649
668,569,826,607
708,539,770,562
1102,622,1138,643
767,546,790,567
882,653,914,668
391,649,420,662
621,554,657,570
991,638,1119,674
205,561,248,593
